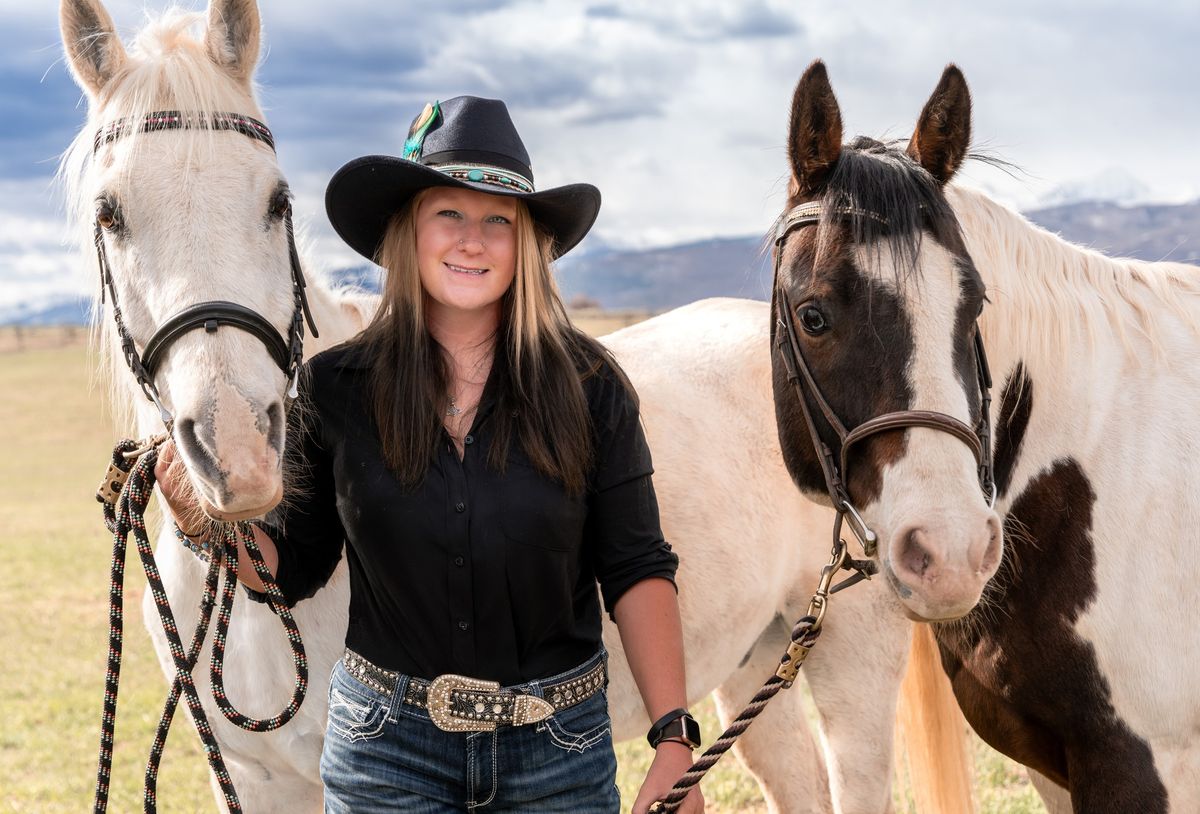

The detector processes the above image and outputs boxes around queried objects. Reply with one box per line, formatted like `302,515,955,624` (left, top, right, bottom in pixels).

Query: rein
651,200,995,812
89,111,314,813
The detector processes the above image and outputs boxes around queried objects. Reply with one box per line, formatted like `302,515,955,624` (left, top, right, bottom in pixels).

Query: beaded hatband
435,163,535,194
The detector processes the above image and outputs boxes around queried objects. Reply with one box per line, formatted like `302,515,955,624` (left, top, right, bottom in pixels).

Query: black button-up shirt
263,342,678,686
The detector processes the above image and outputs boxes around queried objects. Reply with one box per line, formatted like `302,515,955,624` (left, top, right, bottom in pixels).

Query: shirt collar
331,336,510,421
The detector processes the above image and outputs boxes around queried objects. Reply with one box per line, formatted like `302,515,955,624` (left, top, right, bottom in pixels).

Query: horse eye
96,199,120,231
269,189,292,220
799,304,829,335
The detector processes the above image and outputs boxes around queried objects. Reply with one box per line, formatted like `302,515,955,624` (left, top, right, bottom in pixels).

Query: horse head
61,0,304,520
771,61,1002,622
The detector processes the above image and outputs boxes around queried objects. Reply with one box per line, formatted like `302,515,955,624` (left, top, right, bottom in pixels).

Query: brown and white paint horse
61,2,946,812
777,60,1200,812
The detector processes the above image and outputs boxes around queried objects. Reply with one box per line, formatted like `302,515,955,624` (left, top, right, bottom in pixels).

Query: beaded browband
93,111,275,154
774,200,891,243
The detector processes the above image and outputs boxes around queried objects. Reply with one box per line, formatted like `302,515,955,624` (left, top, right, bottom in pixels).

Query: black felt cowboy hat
325,95,601,261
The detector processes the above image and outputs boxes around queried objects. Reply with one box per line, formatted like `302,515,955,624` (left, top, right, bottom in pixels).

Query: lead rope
649,528,876,812
92,438,307,813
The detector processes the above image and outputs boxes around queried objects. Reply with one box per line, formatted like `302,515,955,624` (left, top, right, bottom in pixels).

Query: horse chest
935,457,1171,810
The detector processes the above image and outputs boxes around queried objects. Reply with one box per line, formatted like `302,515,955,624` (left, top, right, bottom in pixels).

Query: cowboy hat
325,95,601,262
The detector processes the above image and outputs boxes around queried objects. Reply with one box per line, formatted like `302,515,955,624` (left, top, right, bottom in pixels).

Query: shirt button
458,620,470,631
464,434,474,445
455,501,466,513
454,556,465,567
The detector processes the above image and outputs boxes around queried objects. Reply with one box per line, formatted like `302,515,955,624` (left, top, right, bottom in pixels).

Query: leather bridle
92,111,319,429
772,200,996,556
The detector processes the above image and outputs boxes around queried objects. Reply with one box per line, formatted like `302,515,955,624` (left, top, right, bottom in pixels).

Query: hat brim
325,155,601,263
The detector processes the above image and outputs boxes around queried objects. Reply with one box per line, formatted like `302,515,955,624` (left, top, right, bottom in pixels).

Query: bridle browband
773,200,996,556
92,111,318,428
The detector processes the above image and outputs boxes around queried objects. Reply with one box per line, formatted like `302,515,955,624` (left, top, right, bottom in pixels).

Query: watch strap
646,707,701,749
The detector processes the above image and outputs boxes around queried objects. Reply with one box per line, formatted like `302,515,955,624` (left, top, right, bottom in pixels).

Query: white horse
61,3,971,813
778,60,1200,812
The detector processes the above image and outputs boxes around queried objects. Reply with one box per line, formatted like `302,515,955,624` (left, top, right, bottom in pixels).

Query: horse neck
950,184,1198,379
293,257,378,356
947,183,1200,476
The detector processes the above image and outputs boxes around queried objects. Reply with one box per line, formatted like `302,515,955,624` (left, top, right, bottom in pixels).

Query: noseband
92,111,319,429
773,201,996,556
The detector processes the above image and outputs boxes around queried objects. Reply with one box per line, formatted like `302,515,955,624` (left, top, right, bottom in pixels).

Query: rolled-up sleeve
586,364,679,617
246,371,346,607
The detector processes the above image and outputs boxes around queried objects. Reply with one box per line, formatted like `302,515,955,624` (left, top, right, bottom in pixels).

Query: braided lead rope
92,440,309,813
209,522,309,729
118,450,243,812
647,620,822,813
93,440,138,811
648,535,875,813
143,546,223,809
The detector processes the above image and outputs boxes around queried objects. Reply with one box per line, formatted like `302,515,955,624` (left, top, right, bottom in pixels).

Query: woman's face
415,186,518,320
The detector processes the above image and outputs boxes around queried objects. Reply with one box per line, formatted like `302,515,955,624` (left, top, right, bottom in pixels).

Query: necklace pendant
446,404,462,416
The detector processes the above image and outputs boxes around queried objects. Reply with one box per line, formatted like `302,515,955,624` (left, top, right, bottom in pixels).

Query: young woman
157,96,703,813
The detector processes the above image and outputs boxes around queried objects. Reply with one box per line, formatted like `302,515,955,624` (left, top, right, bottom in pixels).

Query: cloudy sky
2,0,1198,313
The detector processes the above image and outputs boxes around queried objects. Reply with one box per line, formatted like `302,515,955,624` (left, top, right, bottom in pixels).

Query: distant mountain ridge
550,198,1200,310
6,198,1199,324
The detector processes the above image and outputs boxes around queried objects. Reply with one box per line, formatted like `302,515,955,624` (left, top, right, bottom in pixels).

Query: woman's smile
444,262,489,276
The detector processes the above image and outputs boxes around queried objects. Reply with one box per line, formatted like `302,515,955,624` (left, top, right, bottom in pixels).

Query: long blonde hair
355,188,619,493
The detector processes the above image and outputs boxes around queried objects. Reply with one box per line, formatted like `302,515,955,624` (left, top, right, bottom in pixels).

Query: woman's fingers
155,441,200,521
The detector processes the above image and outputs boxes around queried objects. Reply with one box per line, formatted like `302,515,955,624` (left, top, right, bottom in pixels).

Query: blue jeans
320,651,620,812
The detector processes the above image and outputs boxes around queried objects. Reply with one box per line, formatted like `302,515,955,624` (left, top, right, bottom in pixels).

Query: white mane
948,184,1200,368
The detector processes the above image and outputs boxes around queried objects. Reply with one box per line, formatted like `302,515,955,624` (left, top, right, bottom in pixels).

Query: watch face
682,715,701,748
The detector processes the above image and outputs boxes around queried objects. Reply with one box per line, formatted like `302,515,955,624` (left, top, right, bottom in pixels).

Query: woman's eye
799,304,829,335
438,210,463,219
486,215,511,225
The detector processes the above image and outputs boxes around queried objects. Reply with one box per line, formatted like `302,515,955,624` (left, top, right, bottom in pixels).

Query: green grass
0,343,1043,813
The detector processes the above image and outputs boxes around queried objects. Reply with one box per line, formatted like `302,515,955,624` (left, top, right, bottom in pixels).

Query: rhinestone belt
341,649,607,733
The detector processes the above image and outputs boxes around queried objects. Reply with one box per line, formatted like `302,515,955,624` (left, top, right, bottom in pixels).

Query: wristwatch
646,707,702,750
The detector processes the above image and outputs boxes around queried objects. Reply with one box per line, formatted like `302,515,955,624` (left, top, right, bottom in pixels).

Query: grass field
0,334,1045,813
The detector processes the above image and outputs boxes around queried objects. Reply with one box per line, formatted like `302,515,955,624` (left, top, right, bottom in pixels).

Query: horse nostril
976,515,1003,575
174,417,222,484
898,527,935,578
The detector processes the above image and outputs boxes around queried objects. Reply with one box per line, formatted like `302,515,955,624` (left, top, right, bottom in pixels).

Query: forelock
817,137,962,286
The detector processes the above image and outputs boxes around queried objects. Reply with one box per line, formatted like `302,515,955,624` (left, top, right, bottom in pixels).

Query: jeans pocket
328,686,387,743
537,693,612,754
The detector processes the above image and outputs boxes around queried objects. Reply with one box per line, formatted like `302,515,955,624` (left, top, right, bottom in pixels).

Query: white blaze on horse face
92,120,292,519
858,240,1003,621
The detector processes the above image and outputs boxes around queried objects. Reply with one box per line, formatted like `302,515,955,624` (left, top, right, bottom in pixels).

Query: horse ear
906,65,972,185
206,0,261,86
787,60,844,198
59,0,127,98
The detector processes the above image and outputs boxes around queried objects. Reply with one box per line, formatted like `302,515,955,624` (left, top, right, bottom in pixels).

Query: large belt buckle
427,674,554,732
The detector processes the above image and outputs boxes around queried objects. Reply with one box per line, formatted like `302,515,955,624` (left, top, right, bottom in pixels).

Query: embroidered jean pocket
327,686,387,743
538,693,612,754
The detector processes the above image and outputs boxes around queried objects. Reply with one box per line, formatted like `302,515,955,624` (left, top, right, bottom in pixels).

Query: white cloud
6,0,1198,303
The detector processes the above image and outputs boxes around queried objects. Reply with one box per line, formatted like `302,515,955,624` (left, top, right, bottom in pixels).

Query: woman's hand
153,441,205,534
632,742,704,814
